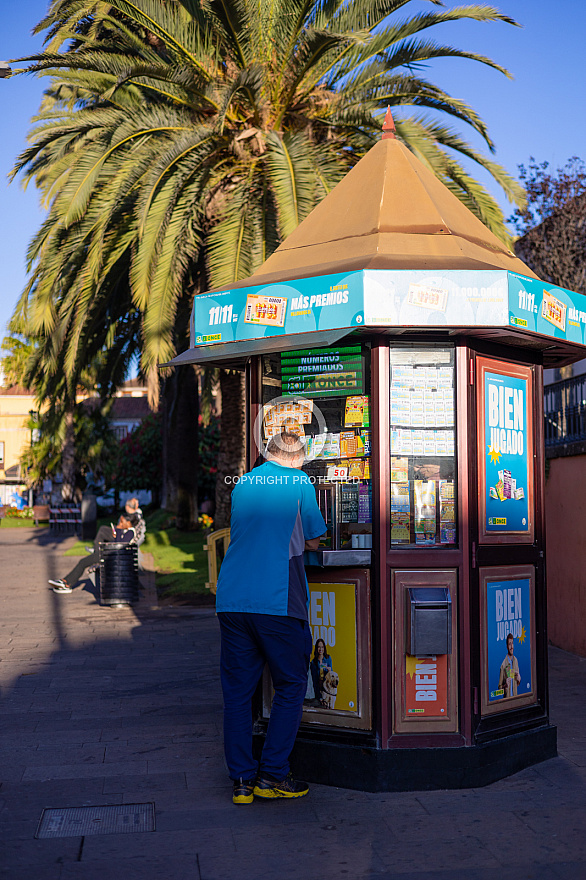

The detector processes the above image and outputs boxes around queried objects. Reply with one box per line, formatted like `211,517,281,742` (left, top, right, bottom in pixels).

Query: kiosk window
389,346,456,547
261,344,371,551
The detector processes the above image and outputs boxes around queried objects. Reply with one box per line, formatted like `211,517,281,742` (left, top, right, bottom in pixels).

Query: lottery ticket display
262,346,373,553
389,347,457,546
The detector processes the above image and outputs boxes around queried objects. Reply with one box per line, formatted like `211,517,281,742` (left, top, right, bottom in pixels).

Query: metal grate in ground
35,803,155,838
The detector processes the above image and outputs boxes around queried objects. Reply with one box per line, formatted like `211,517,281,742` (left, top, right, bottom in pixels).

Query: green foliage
510,157,586,236
512,157,586,295
143,508,211,600
105,412,163,497
20,400,118,494
0,333,37,388
10,0,526,420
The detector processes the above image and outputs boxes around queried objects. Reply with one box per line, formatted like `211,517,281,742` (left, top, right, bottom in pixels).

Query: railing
544,374,586,449
49,506,82,533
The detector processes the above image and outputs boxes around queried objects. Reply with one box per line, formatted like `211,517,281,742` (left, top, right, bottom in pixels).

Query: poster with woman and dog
303,583,359,715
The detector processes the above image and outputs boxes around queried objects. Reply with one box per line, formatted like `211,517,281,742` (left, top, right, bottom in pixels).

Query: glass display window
261,343,372,551
389,346,457,547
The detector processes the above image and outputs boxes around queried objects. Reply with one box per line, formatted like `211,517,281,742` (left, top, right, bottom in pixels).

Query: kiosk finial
381,106,396,140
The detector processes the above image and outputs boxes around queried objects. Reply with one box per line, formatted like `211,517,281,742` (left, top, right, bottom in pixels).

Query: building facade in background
0,379,149,506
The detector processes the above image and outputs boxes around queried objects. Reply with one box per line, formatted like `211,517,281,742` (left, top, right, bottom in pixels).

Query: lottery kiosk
168,116,586,790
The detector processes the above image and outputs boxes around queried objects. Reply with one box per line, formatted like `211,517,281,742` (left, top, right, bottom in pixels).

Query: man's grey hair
266,431,305,462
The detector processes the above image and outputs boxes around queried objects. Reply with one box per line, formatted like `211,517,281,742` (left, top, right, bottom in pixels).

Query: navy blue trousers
218,612,312,782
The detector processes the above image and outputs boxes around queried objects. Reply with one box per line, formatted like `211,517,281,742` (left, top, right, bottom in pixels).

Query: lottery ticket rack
166,116,586,791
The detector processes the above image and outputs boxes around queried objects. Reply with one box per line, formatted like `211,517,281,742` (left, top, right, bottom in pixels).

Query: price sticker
327,466,348,481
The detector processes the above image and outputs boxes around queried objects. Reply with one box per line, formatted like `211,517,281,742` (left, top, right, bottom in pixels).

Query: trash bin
81,494,97,540
406,587,452,656
98,542,139,606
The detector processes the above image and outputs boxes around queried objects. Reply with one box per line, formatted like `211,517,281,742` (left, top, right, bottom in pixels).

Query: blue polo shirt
215,461,326,619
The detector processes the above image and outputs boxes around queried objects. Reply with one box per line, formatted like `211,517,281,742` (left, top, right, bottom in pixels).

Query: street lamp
0,62,11,79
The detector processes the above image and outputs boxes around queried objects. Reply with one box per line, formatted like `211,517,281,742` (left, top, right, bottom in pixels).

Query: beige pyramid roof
229,131,537,289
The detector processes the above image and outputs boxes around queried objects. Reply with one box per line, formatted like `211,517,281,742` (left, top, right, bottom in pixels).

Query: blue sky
1,0,585,342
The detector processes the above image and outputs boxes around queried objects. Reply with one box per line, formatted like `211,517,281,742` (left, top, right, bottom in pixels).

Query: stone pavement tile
525,784,586,810
23,762,147,782
477,765,560,792
172,725,219,743
198,845,387,880
414,788,535,815
0,814,41,840
364,867,560,880
481,825,586,866
0,765,26,783
154,801,320,832
515,805,584,839
34,718,122,733
102,771,187,794
120,786,229,811
103,743,209,763
373,834,501,874
1,865,64,880
59,854,200,880
0,746,106,766
0,837,81,868
98,719,203,739
551,862,586,880
79,827,230,862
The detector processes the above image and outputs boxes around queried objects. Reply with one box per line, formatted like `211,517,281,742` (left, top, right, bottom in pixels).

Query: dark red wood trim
456,343,473,744
533,364,549,717
371,338,391,747
245,356,262,470
386,733,466,749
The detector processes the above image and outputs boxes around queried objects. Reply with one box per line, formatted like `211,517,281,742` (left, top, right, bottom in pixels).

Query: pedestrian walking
215,431,326,804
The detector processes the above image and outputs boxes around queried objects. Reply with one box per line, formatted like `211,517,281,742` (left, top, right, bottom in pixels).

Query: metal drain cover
36,803,155,838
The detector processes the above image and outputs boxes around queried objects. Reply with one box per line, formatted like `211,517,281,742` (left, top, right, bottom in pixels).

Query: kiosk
169,113,586,790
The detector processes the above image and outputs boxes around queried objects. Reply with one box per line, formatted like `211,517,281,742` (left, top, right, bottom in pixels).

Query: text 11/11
209,304,234,325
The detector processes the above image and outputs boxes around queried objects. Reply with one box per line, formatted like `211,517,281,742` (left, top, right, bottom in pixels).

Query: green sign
281,346,364,397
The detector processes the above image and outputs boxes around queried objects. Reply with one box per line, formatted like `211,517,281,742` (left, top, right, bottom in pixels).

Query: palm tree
11,0,525,525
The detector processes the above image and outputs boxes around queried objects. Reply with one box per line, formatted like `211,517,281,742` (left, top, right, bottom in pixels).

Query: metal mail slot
407,587,452,656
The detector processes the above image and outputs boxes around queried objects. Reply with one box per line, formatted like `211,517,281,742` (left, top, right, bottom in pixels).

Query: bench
33,505,50,526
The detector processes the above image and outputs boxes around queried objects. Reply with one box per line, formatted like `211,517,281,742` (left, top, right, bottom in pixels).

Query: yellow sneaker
232,780,255,804
253,773,309,799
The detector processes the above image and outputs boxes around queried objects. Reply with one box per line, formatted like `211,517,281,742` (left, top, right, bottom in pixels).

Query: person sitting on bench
49,512,138,594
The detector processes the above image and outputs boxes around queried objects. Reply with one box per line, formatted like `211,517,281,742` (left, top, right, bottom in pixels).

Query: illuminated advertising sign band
281,346,364,398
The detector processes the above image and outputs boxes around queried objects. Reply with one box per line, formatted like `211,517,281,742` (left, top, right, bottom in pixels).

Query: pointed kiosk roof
232,108,536,289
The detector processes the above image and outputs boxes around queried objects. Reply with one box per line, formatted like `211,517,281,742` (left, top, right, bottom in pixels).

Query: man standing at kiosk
215,431,326,804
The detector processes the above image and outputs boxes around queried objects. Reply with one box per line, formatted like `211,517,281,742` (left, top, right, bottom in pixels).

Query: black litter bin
99,542,139,606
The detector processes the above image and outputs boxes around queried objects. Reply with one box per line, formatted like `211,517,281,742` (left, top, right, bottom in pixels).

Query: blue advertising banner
508,272,586,345
486,577,533,704
187,268,586,353
192,271,365,345
484,370,530,535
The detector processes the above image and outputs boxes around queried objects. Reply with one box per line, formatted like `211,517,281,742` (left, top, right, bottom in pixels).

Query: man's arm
300,478,328,551
305,534,325,551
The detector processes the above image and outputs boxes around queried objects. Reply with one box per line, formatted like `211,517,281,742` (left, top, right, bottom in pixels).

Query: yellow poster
304,583,358,714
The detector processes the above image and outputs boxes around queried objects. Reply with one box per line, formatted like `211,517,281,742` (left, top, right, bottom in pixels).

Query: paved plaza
0,527,585,879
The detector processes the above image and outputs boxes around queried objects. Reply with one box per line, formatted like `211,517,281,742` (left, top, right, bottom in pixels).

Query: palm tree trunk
61,408,76,502
162,366,199,529
214,370,245,529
